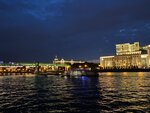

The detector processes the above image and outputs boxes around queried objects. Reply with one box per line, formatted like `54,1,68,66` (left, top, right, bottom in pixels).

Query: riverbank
1,68,150,76
99,68,150,72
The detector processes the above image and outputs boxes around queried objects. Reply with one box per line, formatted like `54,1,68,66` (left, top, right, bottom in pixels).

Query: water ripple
0,73,150,112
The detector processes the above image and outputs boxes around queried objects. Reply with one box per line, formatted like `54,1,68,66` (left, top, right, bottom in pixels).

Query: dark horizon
0,0,150,62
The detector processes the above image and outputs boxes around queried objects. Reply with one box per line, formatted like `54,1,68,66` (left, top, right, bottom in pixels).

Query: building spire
53,55,59,64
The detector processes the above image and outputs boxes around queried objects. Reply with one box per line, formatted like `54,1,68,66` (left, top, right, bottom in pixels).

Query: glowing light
106,72,112,76
137,72,144,76
84,64,87,68
80,76,88,81
122,72,128,76
79,65,82,68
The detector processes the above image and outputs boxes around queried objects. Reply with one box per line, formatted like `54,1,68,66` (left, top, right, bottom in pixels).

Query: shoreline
98,69,150,72
0,69,150,75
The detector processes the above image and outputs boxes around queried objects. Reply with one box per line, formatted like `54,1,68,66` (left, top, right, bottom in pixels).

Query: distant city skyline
0,0,150,62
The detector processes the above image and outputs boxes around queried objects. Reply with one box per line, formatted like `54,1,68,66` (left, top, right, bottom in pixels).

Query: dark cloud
0,0,150,62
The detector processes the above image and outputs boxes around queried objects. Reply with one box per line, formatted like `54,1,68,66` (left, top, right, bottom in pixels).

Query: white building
100,42,150,69
116,42,140,55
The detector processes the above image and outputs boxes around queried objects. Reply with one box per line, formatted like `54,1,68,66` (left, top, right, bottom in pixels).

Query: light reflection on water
99,72,150,112
0,72,150,112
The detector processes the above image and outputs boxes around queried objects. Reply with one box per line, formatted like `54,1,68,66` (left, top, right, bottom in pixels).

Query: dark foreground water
0,72,150,113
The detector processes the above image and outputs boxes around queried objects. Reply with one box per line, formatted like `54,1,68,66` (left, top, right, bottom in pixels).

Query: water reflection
98,72,150,112
0,73,150,112
67,76,103,112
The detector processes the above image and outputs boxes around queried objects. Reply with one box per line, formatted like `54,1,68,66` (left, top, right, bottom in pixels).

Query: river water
0,72,150,113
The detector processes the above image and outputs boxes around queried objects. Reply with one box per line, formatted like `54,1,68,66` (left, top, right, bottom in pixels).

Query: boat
62,68,99,77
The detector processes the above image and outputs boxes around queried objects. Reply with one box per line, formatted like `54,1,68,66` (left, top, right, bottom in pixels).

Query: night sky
0,0,150,62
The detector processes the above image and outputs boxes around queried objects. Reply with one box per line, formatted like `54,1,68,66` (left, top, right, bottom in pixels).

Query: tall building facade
100,42,150,69
116,42,141,55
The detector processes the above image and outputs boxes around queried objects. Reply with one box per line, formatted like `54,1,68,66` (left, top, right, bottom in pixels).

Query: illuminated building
100,56,114,68
100,42,150,69
53,56,85,64
116,42,141,55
